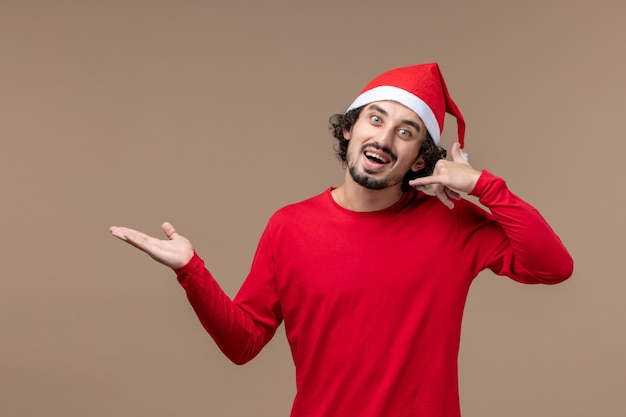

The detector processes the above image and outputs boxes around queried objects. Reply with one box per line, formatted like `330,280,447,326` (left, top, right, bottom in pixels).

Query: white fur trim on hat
345,85,441,146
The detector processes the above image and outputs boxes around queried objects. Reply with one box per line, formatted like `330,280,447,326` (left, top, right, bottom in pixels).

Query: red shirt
176,170,573,417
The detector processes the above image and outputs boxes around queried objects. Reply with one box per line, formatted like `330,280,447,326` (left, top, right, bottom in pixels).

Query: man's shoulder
271,188,331,218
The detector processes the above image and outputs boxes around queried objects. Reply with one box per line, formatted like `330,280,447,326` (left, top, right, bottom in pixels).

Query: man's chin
349,167,389,190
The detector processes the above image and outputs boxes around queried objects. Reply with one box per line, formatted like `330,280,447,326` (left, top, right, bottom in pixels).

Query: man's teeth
365,151,389,163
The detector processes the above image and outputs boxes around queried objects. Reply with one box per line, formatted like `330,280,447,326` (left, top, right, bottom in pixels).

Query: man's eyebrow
402,119,422,132
367,104,422,132
367,104,388,116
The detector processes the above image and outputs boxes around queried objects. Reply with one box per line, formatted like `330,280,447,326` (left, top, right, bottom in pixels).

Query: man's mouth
361,143,396,166
364,151,390,164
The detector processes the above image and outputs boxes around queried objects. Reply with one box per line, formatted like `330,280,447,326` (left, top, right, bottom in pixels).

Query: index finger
408,174,447,188
110,226,152,245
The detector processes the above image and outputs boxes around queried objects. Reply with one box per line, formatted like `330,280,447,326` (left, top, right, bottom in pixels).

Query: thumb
450,142,469,163
161,221,178,240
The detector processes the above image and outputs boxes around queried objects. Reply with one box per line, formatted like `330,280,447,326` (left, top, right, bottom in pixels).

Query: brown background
1,0,624,416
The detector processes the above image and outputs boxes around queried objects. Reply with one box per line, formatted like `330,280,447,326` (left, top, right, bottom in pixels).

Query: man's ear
343,129,351,140
411,155,426,172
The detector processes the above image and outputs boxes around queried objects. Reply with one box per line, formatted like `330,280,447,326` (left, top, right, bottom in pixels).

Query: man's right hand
109,222,194,270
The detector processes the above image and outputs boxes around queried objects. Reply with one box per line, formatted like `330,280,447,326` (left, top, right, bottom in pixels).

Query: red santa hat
345,62,465,148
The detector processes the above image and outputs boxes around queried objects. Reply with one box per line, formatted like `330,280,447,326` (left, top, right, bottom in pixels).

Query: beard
347,142,406,190
348,165,406,190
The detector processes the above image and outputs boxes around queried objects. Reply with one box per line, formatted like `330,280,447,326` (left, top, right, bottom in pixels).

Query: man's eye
371,115,382,123
398,128,411,137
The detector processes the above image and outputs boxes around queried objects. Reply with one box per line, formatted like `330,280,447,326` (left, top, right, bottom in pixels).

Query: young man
110,63,573,417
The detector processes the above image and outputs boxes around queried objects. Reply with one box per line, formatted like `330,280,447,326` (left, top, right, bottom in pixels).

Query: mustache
360,142,397,162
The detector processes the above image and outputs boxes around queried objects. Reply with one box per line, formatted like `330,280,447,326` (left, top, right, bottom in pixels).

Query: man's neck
331,180,404,212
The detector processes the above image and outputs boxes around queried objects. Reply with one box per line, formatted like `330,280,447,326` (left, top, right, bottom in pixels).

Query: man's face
344,101,428,190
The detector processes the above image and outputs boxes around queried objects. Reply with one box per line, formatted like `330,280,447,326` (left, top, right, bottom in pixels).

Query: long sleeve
175,226,282,364
469,170,574,284
170,185,572,416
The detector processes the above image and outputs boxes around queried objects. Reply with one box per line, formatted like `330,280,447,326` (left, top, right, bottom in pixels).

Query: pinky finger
433,185,454,209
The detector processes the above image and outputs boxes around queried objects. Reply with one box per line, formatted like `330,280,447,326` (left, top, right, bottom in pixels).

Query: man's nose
377,127,394,146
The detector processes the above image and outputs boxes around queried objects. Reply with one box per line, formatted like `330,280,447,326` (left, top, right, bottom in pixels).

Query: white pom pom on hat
345,62,465,149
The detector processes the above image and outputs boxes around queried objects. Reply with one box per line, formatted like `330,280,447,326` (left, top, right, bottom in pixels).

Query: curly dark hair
329,106,447,190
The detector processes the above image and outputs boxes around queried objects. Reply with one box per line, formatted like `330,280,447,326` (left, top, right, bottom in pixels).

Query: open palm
109,222,194,269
